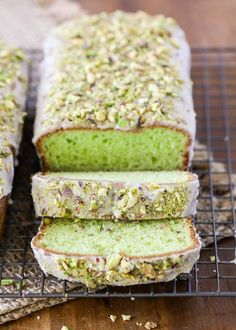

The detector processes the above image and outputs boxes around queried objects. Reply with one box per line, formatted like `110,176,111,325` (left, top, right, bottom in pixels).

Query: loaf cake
32,171,199,220
0,40,27,237
31,217,201,289
0,40,27,155
33,11,195,171
0,138,14,237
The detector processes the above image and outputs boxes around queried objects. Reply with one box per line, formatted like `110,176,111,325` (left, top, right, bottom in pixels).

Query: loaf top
0,138,14,199
32,217,200,258
0,40,27,152
34,11,195,142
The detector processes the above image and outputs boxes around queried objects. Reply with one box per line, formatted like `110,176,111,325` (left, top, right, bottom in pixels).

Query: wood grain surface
80,0,236,47
2,1,236,329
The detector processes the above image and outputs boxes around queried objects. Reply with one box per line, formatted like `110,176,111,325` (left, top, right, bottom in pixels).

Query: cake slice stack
31,12,201,289
31,171,201,288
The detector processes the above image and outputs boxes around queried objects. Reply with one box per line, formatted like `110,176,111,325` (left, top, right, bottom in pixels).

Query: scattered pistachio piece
120,258,134,273
0,279,13,286
89,200,98,211
97,187,107,197
122,314,132,321
117,119,129,128
44,218,52,225
106,254,122,270
96,110,107,122
61,326,70,330
16,280,26,290
109,314,117,322
177,273,188,280
144,321,158,329
209,256,216,263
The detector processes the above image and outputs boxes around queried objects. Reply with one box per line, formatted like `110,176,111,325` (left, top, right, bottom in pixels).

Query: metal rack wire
0,48,236,298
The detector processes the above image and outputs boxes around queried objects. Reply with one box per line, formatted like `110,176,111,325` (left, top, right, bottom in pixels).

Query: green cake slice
32,171,199,220
33,11,195,171
31,217,201,289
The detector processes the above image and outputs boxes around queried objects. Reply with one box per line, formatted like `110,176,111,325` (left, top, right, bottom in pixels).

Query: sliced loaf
31,217,201,289
32,171,199,220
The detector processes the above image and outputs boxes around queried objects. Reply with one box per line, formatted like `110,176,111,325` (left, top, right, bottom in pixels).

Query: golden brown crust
31,217,201,259
35,124,192,171
0,196,8,239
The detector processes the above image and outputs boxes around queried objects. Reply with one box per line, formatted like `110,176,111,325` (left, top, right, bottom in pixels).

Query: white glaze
0,138,14,199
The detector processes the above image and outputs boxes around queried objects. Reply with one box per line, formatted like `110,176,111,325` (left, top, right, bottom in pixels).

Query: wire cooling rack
0,48,236,298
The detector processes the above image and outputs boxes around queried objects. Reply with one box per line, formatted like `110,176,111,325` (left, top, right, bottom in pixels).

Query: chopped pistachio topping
0,42,24,88
56,252,194,289
40,11,186,131
0,141,11,181
110,315,117,322
0,40,25,137
0,148,10,159
33,176,192,220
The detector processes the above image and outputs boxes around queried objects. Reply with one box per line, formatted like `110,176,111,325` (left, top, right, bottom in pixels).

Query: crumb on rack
122,314,132,321
144,321,158,329
61,326,70,330
109,314,117,322
0,279,14,286
209,256,216,263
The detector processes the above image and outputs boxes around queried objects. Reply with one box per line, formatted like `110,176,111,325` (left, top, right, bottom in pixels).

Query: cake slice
33,11,195,171
0,138,14,237
32,171,199,220
31,217,201,289
0,40,27,155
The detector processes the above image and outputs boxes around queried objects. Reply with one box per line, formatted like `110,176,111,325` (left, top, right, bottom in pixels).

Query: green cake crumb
41,127,188,171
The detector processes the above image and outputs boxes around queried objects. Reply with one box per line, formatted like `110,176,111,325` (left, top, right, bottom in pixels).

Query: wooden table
3,1,236,329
